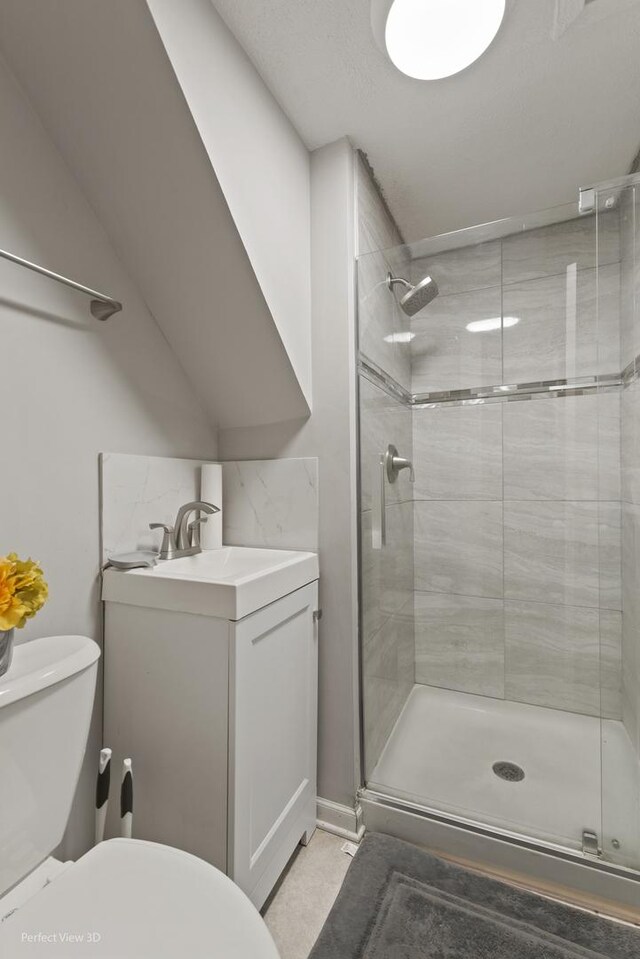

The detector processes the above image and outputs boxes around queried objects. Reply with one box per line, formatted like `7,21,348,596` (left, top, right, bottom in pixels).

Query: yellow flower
0,558,27,631
0,554,48,631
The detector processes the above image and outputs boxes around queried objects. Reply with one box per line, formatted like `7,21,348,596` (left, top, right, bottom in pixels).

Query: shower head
386,272,439,317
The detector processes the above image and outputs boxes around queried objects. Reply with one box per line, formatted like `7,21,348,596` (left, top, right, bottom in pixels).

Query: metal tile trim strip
358,351,631,409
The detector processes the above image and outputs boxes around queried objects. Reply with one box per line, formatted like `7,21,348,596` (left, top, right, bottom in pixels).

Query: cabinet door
229,582,318,906
104,603,230,869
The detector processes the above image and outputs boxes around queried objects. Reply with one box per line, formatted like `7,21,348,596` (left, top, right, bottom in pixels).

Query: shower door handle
372,455,386,550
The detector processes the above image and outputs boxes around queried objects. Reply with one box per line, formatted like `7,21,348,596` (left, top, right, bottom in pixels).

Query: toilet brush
95,747,112,845
120,758,133,839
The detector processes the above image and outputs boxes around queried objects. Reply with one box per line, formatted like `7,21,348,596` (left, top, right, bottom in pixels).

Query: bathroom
1,1,640,957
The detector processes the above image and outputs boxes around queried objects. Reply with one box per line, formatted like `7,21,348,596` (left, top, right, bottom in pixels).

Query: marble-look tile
263,830,352,959
504,600,601,715
621,503,640,727
357,153,411,393
410,286,502,393
622,380,640,506
412,403,502,500
600,609,622,721
363,598,414,777
502,263,620,383
358,245,412,389
411,240,501,297
504,501,602,608
598,502,621,612
100,452,203,561
618,187,637,370
361,502,413,642
414,501,503,598
503,393,620,501
414,591,504,698
222,458,319,551
598,391,622,502
622,675,640,758
620,500,640,748
359,376,412,513
501,211,619,286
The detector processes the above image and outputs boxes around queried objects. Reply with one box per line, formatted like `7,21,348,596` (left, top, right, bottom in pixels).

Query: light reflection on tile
411,286,502,393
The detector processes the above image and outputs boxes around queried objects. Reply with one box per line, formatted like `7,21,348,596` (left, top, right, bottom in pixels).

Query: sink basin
102,547,319,621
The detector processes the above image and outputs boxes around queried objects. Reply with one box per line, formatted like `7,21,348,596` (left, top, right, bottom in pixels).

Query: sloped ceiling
211,0,640,240
0,0,310,430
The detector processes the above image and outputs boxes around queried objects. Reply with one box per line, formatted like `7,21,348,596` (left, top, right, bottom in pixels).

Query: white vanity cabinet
103,574,318,909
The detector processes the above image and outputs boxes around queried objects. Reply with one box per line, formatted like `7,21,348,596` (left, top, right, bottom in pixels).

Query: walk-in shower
357,171,640,896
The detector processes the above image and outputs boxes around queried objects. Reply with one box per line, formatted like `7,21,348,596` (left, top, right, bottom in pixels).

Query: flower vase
0,629,15,678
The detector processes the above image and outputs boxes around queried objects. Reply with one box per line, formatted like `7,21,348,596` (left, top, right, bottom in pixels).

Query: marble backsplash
100,452,319,563
222,459,318,552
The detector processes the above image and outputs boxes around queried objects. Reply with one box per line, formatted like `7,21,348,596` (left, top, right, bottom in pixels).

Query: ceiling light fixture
372,0,506,80
466,316,519,333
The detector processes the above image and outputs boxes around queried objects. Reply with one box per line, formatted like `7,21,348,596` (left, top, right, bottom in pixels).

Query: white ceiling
211,0,640,241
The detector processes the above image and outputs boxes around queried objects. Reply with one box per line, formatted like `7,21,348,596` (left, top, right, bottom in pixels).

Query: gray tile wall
620,185,640,758
357,156,412,392
357,157,414,778
411,212,623,719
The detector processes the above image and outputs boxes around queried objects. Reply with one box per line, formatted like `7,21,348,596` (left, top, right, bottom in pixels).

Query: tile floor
262,829,354,959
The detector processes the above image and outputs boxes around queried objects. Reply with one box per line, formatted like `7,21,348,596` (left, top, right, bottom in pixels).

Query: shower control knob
385,444,415,484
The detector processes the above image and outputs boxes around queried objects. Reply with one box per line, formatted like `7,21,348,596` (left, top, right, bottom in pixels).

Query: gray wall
0,54,217,856
219,139,361,809
0,0,310,431
409,213,623,719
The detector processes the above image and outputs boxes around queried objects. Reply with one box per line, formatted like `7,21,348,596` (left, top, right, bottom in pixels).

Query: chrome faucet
150,500,220,560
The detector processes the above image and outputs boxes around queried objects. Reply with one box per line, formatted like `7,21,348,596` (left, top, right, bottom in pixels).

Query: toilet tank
0,635,100,897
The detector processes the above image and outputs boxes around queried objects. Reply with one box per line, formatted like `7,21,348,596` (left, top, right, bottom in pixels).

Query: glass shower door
358,197,638,864
596,176,640,873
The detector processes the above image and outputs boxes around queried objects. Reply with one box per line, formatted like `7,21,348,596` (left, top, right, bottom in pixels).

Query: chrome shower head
386,272,439,317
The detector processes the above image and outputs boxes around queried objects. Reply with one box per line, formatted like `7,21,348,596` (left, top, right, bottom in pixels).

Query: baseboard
316,797,365,843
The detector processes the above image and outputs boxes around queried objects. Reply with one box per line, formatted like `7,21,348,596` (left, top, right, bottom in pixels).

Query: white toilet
0,635,280,958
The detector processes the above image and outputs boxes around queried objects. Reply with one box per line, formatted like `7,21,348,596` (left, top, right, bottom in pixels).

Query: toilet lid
0,839,280,958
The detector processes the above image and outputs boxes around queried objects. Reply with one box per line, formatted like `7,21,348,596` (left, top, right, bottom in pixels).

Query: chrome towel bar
0,246,122,321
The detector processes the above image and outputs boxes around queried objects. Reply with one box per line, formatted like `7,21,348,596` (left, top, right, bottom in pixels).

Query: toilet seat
0,839,280,958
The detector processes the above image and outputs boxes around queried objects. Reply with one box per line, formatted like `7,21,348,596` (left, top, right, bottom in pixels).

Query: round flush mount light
372,0,506,80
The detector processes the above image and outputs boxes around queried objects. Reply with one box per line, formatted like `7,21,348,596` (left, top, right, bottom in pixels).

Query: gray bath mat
309,833,640,958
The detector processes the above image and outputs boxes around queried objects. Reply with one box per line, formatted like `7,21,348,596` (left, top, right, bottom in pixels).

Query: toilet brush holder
0,629,15,678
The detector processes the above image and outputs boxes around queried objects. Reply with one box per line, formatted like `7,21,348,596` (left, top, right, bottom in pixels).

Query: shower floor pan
368,685,640,867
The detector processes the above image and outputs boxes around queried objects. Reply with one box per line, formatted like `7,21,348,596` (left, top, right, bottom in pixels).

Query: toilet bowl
0,635,280,957
0,838,279,957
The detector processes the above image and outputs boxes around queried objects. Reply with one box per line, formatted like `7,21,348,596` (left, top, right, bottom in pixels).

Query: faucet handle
187,516,208,550
149,523,177,560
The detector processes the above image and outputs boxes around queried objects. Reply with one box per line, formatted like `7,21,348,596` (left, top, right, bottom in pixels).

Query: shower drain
492,761,525,782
